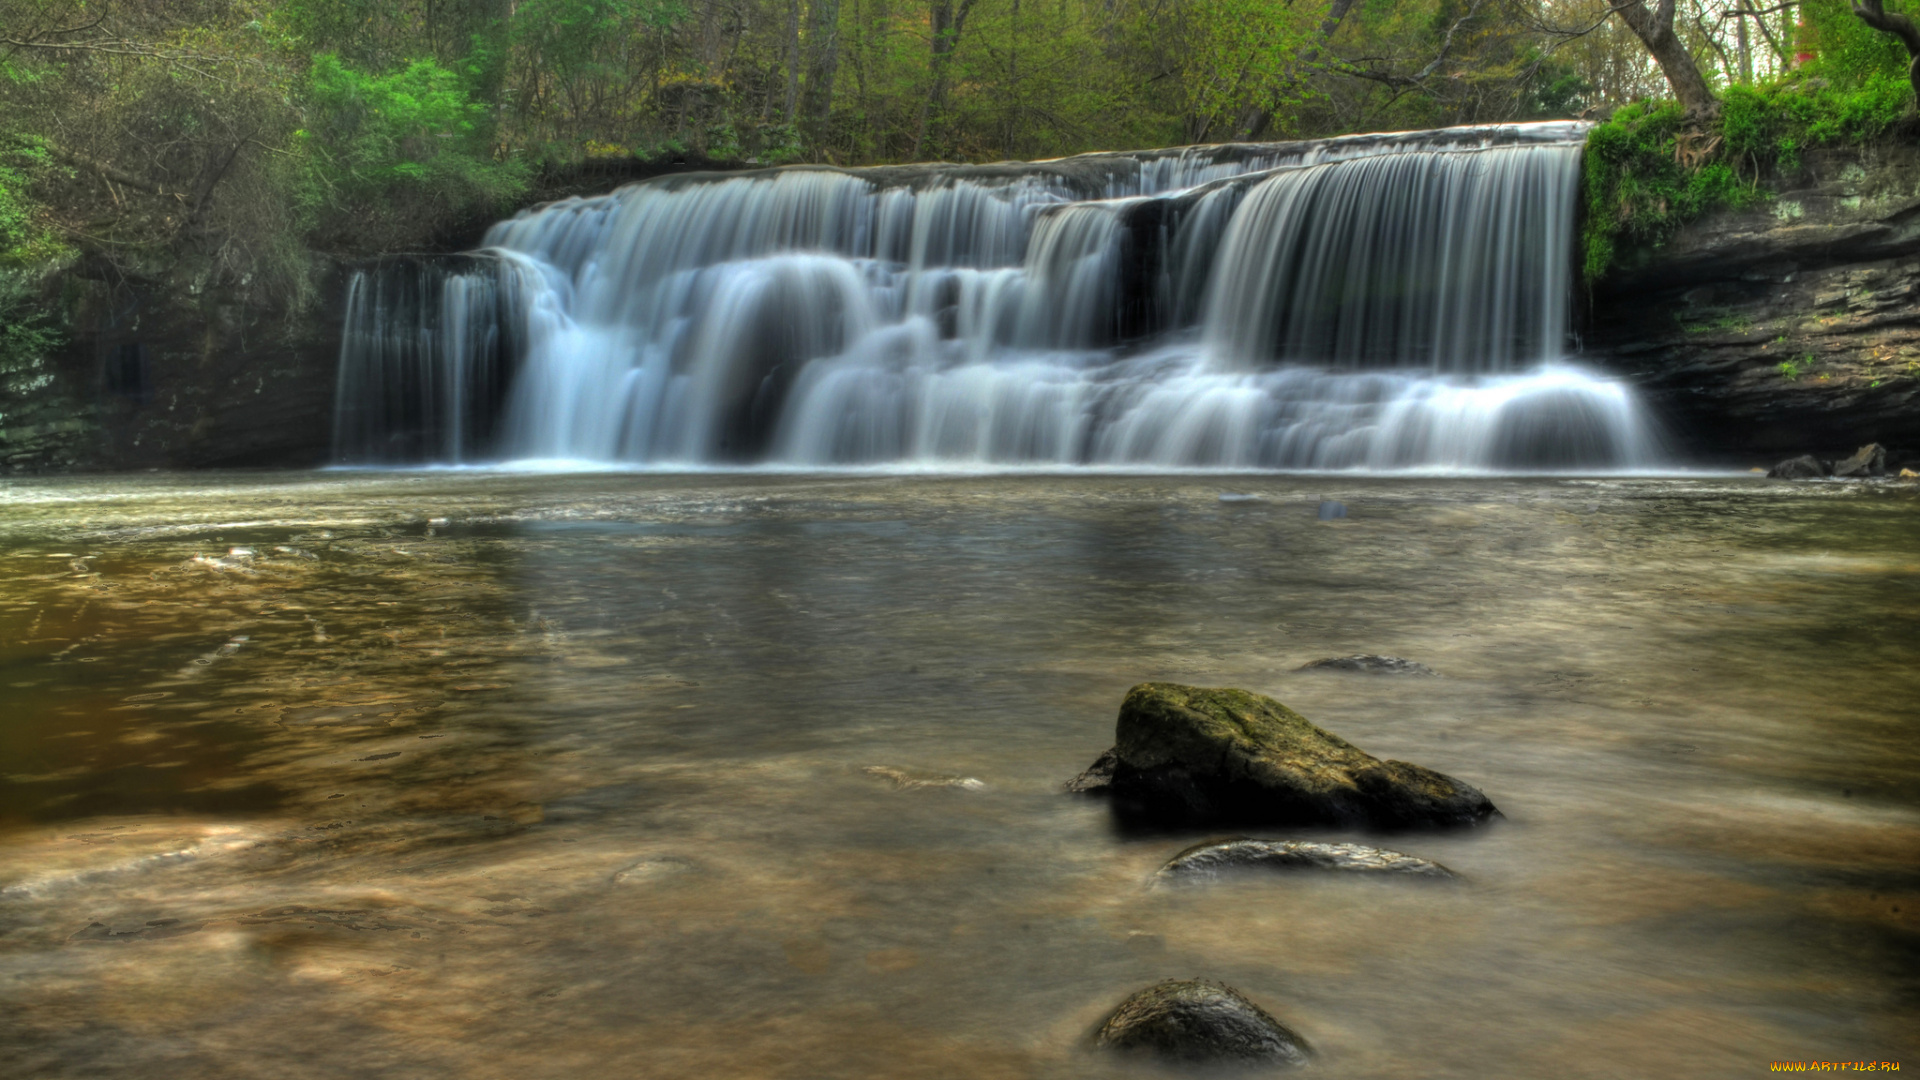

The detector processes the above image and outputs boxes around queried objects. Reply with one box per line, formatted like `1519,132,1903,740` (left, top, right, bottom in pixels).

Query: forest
0,0,1915,346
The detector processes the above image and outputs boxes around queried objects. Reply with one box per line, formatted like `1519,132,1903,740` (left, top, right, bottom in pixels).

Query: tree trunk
1737,6,1752,83
912,0,974,159
785,0,802,123
801,0,843,130
1004,0,1019,156
1852,0,1920,99
1613,0,1720,118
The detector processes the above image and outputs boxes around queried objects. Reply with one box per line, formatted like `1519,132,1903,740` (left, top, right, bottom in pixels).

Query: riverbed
2,471,1915,1078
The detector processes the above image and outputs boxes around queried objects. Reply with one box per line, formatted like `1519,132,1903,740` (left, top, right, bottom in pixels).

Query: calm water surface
1,472,1915,1079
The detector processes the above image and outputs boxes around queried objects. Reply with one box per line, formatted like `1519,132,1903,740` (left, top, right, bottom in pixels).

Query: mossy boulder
1072,682,1499,830
1094,978,1310,1066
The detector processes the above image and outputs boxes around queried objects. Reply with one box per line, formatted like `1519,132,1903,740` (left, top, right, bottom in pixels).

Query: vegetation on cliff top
1581,2,1919,280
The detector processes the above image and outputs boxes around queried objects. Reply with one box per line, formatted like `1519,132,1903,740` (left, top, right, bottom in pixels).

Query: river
1,470,1915,1078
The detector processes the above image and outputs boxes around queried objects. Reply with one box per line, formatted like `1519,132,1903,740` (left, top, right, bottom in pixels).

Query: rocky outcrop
1298,655,1437,676
1832,441,1889,476
2,257,346,473
1070,682,1499,830
1767,454,1832,479
1590,140,1920,464
1095,978,1311,1066
1152,838,1455,884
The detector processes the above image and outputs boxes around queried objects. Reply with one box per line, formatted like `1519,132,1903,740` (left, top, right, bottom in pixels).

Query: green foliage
0,137,68,377
1526,55,1595,119
297,54,529,248
1777,353,1819,380
1721,75,1910,170
1800,0,1914,89
1583,73,1915,281
755,123,806,165
1581,101,1763,280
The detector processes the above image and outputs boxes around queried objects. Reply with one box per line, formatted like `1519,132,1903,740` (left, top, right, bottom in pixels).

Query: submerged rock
1095,978,1310,1066
1074,682,1498,830
1298,654,1437,676
1317,500,1348,520
1830,442,1887,478
863,765,985,791
1152,838,1455,885
1767,454,1830,479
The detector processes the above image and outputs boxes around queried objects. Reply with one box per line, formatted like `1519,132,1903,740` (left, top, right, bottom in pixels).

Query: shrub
1583,73,1915,281
296,54,529,251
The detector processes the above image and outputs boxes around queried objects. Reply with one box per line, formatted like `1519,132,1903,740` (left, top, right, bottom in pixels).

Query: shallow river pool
1,471,1915,1078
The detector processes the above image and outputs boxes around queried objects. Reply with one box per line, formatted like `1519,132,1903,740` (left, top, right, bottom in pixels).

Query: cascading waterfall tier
333,121,1665,470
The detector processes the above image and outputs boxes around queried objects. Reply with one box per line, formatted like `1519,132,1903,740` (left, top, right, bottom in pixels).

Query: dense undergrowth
1580,1,1918,282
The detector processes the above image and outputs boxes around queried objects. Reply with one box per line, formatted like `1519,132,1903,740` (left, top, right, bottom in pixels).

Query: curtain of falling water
332,122,1660,470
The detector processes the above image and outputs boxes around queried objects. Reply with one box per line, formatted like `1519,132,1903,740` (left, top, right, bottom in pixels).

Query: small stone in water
864,765,985,790
1218,492,1260,502
1152,838,1456,885
1298,654,1436,676
1095,978,1310,1066
1318,500,1347,520
612,857,696,884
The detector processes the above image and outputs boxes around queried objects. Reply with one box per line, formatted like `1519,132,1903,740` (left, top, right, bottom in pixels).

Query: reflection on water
1,472,1915,1078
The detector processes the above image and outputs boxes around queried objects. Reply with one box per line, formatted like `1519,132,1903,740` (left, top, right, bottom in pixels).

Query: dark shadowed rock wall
2,264,345,474
1588,141,1920,465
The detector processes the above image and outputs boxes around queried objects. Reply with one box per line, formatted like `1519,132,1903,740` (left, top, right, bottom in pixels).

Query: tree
1610,0,1721,117
1851,0,1920,97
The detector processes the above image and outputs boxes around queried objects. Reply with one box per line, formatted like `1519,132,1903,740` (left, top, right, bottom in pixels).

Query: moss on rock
1081,682,1499,830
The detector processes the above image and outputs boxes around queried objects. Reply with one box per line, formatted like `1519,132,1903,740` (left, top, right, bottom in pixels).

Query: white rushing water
334,122,1664,470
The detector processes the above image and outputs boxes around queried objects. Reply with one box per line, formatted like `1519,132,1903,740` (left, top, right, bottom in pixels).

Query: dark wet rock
1152,838,1456,885
69,918,205,943
1830,442,1887,478
1076,682,1499,830
1298,654,1437,676
1065,748,1120,793
1317,500,1347,520
612,856,699,884
864,765,984,790
235,906,423,932
1767,454,1831,479
1095,978,1310,1066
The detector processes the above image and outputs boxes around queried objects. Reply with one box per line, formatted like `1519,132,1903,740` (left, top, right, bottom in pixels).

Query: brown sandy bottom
0,471,1915,1079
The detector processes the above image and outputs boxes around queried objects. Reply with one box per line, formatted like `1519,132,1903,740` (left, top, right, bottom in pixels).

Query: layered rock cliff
1,262,343,474
1587,140,1920,464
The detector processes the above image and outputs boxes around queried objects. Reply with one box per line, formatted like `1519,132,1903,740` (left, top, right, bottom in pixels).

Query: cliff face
1,259,344,474
1587,141,1920,463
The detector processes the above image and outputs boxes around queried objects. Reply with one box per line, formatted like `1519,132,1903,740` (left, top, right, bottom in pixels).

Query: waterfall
333,121,1666,471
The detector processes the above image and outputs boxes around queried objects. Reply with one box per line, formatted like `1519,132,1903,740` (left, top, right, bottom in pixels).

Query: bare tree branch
49,147,183,200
